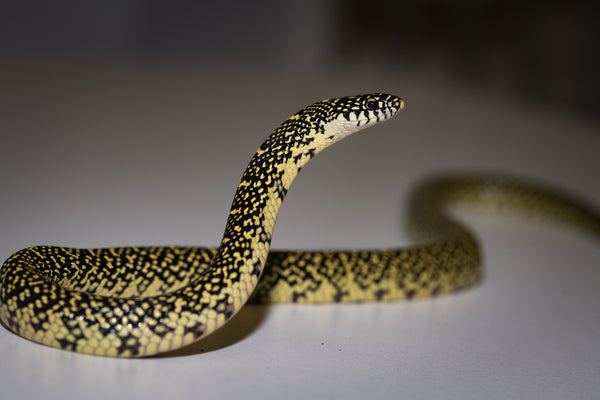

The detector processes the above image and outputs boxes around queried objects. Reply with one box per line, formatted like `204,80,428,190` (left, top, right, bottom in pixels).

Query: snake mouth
397,98,406,112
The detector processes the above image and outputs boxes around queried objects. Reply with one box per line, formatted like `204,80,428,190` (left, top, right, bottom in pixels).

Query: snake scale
1,94,599,358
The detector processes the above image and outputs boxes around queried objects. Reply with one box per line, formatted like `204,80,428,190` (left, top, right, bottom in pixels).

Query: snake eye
365,99,378,110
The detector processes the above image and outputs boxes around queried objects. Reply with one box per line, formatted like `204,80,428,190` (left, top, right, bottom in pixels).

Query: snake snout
381,94,404,116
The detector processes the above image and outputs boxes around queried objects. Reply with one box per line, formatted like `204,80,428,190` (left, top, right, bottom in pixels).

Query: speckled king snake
1,94,599,357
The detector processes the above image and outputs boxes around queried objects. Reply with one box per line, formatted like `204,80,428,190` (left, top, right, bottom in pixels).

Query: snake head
274,94,404,149
264,94,404,161
332,93,404,125
319,93,404,142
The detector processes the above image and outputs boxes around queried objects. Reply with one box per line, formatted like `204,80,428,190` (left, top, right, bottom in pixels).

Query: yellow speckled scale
1,94,599,358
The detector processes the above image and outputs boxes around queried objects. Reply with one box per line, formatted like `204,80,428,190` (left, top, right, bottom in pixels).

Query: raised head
288,93,404,146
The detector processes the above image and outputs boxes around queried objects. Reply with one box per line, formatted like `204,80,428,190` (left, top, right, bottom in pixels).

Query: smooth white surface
1,62,599,399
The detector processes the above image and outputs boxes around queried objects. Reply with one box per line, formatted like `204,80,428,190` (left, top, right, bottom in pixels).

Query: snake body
1,94,599,358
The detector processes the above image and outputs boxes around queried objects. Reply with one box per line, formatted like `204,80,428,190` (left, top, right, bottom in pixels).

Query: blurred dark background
1,0,599,116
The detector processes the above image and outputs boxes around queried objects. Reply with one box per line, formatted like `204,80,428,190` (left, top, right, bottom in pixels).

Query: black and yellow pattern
1,94,598,358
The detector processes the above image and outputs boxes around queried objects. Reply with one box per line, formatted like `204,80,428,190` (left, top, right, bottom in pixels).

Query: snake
1,94,599,358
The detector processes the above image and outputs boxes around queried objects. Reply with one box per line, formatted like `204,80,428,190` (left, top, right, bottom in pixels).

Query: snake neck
212,118,324,283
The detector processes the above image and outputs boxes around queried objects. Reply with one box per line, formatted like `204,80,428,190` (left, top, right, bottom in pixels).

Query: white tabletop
1,61,599,399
